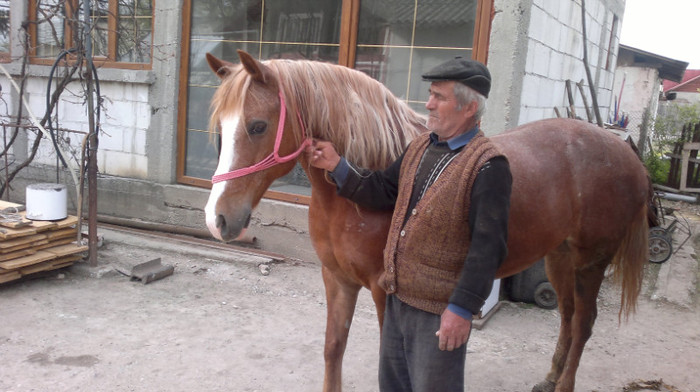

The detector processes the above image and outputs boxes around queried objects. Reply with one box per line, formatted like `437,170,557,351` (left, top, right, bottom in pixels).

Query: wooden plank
0,226,38,240
0,234,47,250
45,228,77,241
35,238,74,251
1,239,50,254
44,243,88,257
54,215,79,230
19,255,81,275
0,250,56,270
0,200,23,210
0,216,32,229
0,270,21,284
0,248,36,262
26,219,58,232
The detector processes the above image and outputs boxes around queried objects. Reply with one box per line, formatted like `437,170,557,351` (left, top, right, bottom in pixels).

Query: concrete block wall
10,77,152,180
518,0,623,125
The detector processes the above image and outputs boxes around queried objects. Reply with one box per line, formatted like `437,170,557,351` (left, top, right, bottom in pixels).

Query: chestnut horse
204,50,652,392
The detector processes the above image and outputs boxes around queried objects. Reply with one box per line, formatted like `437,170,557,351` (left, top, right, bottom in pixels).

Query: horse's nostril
216,214,226,230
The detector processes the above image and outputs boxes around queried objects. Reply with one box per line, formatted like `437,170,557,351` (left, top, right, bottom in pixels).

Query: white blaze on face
205,115,240,239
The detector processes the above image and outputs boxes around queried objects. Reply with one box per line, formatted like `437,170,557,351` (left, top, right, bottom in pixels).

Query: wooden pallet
0,201,87,285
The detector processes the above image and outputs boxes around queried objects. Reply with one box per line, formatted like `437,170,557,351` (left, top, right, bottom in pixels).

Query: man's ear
461,100,478,119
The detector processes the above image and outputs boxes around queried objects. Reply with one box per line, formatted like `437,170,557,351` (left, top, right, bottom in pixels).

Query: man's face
425,81,477,141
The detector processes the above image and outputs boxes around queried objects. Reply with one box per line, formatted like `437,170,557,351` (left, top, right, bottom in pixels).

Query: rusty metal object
129,258,174,284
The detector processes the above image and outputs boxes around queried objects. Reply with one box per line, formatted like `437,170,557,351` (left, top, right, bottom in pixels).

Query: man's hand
306,139,341,172
436,308,472,351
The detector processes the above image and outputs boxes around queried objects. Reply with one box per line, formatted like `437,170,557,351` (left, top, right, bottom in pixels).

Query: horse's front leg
369,280,386,330
321,265,361,392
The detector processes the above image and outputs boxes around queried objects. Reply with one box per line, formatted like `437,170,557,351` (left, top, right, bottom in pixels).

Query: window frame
27,0,154,70
176,0,494,204
0,0,10,62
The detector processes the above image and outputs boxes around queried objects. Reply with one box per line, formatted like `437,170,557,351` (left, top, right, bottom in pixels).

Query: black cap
421,56,491,98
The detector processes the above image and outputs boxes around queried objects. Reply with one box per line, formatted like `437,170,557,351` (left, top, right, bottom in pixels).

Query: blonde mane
211,59,427,171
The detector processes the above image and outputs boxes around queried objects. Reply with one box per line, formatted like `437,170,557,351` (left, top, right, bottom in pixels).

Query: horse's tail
610,201,648,322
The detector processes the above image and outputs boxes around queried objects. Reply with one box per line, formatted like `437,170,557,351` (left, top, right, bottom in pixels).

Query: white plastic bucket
25,183,68,221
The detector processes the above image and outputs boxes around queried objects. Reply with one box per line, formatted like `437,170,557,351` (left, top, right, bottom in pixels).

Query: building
611,44,687,150
663,69,700,105
0,0,626,262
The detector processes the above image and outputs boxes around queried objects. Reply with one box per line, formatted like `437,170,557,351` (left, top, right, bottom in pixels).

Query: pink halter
211,89,311,184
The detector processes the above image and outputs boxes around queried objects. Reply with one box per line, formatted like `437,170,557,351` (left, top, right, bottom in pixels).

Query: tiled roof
664,69,700,92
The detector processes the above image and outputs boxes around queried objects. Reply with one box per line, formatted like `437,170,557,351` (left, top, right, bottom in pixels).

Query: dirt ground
1,209,699,392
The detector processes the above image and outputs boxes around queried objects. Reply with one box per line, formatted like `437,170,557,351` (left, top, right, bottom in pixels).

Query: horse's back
491,118,649,276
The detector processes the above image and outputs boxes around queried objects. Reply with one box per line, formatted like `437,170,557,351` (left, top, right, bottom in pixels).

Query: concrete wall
484,0,624,133
611,64,661,143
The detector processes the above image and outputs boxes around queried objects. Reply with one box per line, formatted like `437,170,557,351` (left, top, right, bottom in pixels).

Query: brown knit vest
379,131,503,315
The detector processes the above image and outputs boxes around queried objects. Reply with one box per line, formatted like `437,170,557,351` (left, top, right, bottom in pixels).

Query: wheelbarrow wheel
533,282,558,310
648,233,672,264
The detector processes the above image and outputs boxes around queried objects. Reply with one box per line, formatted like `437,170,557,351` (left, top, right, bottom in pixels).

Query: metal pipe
655,191,698,204
94,214,257,245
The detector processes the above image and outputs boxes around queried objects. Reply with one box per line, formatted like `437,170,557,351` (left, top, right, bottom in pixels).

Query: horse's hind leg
532,248,575,392
554,255,608,392
533,245,610,392
321,265,361,392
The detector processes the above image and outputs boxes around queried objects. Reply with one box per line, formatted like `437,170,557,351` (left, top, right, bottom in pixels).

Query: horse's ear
237,49,268,84
206,53,235,79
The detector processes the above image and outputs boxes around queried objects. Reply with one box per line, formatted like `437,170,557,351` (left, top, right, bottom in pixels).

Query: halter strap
211,89,311,184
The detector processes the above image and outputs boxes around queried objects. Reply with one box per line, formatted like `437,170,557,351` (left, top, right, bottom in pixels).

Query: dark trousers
378,295,467,392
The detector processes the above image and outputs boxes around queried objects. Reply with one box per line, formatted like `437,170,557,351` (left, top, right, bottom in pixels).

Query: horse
203,50,653,392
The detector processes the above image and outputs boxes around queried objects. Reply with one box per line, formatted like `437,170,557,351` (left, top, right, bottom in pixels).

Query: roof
663,69,700,92
618,44,688,83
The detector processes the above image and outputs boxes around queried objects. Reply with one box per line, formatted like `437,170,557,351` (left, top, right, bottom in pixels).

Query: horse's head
204,50,305,241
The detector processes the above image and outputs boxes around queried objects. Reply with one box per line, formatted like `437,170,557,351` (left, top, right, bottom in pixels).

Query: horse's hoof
531,380,556,392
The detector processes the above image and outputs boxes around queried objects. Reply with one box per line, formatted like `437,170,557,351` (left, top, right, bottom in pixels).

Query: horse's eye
248,121,267,135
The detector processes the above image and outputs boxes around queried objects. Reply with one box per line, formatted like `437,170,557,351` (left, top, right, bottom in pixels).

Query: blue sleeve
447,303,474,321
329,157,351,188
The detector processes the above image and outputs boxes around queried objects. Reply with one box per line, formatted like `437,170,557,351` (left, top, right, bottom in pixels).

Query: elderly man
307,56,512,392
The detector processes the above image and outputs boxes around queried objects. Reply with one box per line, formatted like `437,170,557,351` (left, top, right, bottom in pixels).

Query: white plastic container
25,183,68,221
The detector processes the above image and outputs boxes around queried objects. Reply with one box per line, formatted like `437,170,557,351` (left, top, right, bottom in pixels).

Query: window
0,0,10,61
177,0,493,199
29,0,153,69
356,0,482,112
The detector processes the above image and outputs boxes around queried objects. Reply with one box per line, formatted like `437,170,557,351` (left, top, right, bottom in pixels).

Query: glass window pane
0,0,9,53
414,1,476,48
408,47,474,103
261,1,342,45
90,0,109,57
117,0,152,63
356,0,478,113
186,85,216,132
184,0,343,184
191,0,262,62
261,42,338,62
184,129,220,179
35,0,66,59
